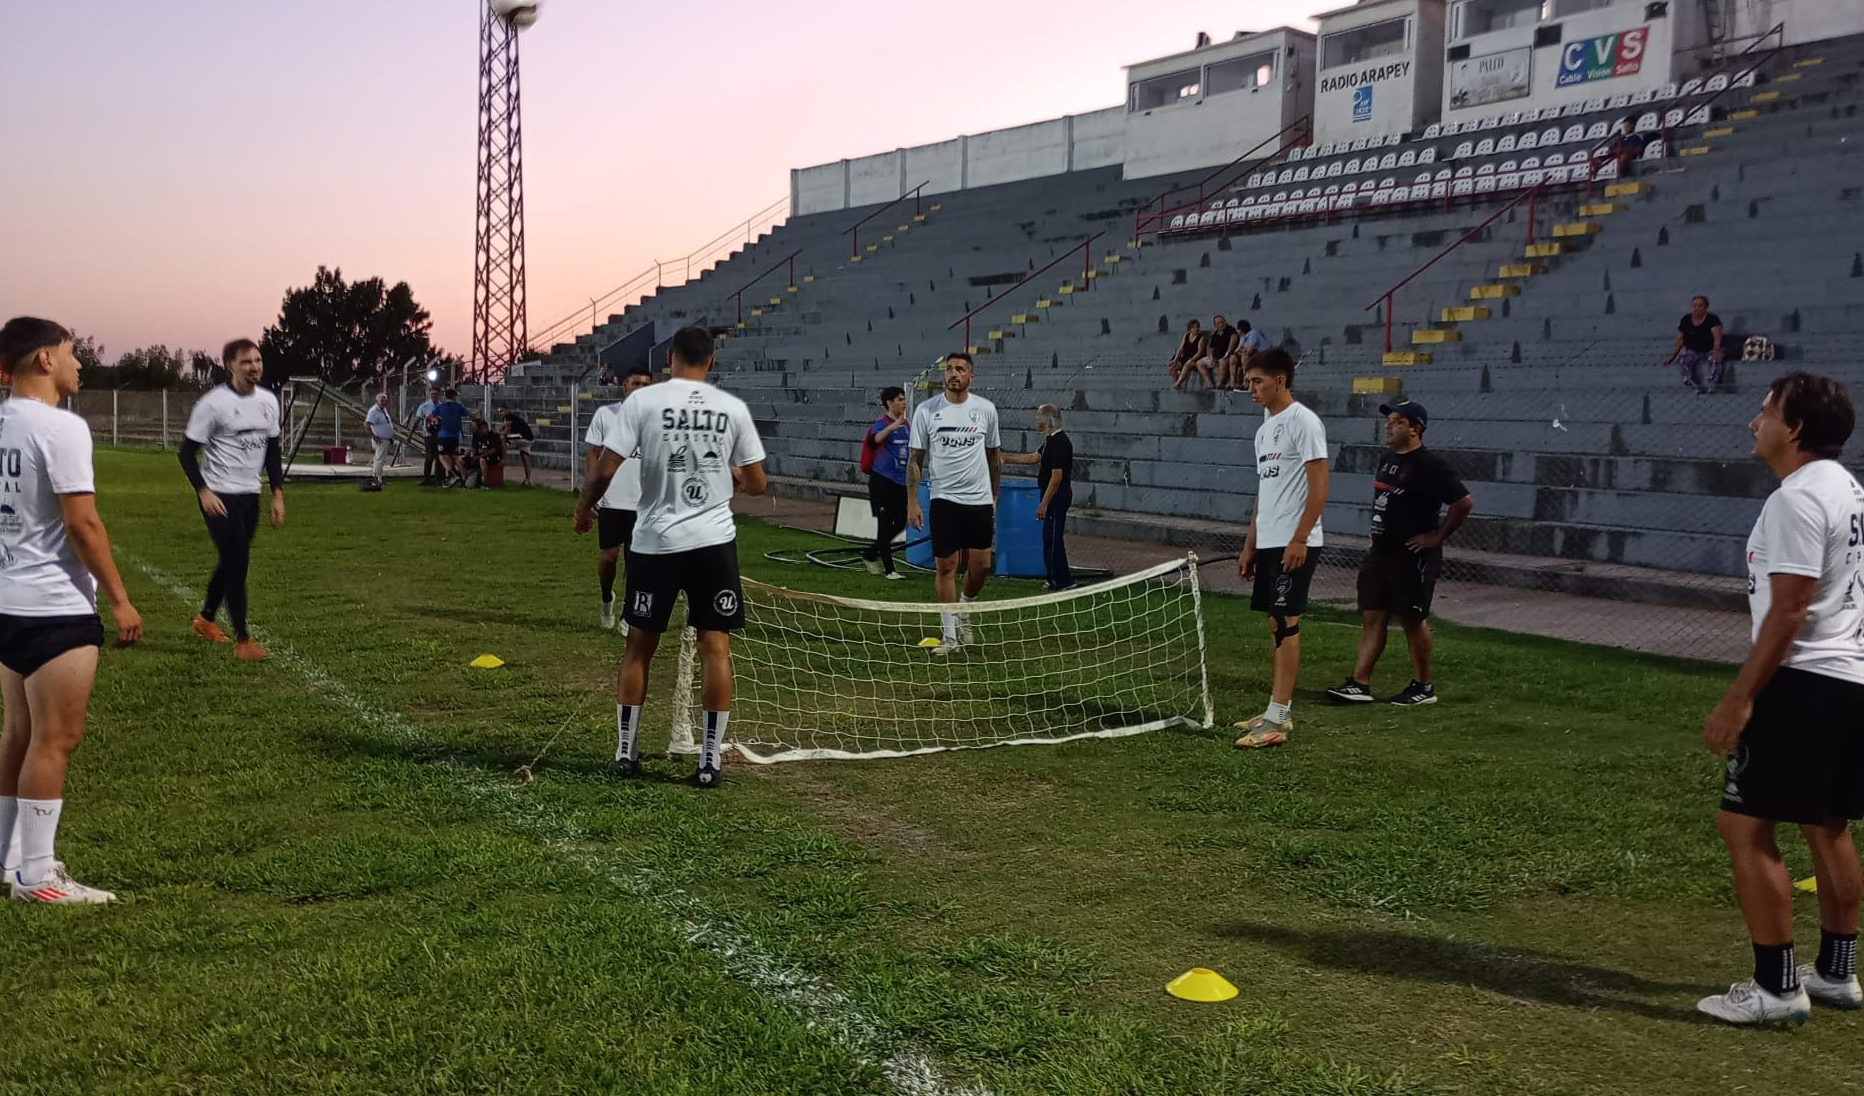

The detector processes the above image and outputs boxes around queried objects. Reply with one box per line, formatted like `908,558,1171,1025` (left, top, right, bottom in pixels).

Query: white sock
615,703,642,762
0,796,17,876
1266,700,1291,725
941,611,958,642
17,798,62,883
702,710,729,771
960,593,977,603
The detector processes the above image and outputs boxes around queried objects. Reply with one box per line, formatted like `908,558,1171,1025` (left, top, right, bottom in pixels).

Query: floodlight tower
470,0,534,380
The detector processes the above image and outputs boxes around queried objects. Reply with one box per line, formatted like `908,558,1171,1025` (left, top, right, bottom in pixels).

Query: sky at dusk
2,0,1320,362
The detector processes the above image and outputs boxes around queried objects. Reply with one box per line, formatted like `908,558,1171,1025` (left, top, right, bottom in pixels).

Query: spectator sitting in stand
1605,116,1652,178
1167,318,1211,391
1664,295,1727,394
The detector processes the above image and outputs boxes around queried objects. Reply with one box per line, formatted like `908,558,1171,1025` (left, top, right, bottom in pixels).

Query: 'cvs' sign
1556,26,1648,87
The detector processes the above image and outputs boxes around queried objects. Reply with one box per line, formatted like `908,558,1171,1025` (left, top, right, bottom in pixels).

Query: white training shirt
1745,459,1864,685
584,400,644,512
610,378,765,555
1253,400,1328,550
0,397,99,616
909,393,1001,506
184,383,281,495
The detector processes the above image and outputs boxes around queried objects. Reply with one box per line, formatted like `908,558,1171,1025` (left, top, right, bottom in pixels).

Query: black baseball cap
1378,400,1428,429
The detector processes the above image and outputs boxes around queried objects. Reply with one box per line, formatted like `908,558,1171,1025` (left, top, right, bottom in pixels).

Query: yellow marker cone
470,654,505,669
1795,876,1818,895
1166,968,1238,1003
917,637,943,648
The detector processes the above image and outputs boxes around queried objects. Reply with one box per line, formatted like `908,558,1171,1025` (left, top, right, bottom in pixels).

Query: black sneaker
694,765,722,789
1387,681,1438,706
1325,678,1375,703
610,757,640,779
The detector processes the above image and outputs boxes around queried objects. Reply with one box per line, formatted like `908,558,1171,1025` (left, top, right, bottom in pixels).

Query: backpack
859,426,880,474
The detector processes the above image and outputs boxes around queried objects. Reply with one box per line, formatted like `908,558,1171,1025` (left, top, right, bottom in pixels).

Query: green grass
1,448,1857,1095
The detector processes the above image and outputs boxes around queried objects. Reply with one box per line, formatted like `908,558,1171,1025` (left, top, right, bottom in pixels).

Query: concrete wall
792,162,847,218
1071,108,1126,170
968,118,1070,187
903,138,963,196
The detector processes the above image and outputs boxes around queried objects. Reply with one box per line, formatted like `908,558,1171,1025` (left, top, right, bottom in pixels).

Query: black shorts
1722,667,1864,824
0,613,105,677
623,542,746,634
437,437,460,457
1357,548,1440,620
929,499,994,558
598,507,638,553
1250,546,1317,617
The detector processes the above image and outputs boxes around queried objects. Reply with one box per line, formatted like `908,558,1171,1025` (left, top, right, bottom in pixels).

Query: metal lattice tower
471,3,527,380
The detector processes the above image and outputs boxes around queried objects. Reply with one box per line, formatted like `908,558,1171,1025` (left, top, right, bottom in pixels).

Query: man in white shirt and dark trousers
1235,349,1330,749
1698,372,1864,1027
178,339,286,662
907,353,1002,654
574,328,767,789
364,392,395,490
0,316,144,904
582,365,653,630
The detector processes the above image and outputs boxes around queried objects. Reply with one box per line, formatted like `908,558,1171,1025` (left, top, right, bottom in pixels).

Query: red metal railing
1132,116,1312,242
948,233,1102,351
726,248,804,327
528,195,789,351
845,181,930,258
1364,184,1544,354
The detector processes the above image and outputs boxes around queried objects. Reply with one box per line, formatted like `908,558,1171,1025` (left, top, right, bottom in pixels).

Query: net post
668,625,699,755
1186,552,1216,728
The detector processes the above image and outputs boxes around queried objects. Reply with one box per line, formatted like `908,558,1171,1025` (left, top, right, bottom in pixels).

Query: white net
671,555,1214,763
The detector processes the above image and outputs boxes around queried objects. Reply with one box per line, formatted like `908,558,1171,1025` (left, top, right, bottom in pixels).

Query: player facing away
1235,349,1329,749
583,364,653,630
178,339,285,661
1325,401,1474,706
907,353,1002,655
573,327,767,788
0,317,144,904
1698,372,1864,1026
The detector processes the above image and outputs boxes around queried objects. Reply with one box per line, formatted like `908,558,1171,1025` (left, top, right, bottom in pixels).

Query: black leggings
864,475,907,572
201,493,260,639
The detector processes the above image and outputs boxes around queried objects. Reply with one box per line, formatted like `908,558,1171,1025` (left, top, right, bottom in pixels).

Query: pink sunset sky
2,0,1319,363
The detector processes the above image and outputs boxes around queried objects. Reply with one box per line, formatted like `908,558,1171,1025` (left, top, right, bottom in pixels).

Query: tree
72,334,107,375
92,345,192,390
259,266,446,389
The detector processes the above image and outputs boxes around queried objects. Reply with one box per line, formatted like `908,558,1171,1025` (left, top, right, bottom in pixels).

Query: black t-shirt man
504,412,534,441
1369,447,1467,553
1038,430,1073,493
1206,324,1239,360
1680,311,1723,354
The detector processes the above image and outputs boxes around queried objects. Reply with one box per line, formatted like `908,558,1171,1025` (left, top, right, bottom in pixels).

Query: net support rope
670,554,1214,763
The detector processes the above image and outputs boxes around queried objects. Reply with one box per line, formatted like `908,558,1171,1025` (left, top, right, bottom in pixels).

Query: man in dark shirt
1326,401,1473,707
1006,404,1075,589
468,417,504,489
1665,295,1726,394
1205,315,1242,390
496,405,536,485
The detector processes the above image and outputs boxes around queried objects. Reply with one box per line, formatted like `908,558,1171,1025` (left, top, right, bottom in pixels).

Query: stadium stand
500,28,1864,608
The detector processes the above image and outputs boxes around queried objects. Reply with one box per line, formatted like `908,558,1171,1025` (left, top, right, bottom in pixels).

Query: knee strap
1272,616,1300,648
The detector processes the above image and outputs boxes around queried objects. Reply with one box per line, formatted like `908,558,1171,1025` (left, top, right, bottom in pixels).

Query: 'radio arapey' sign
1319,59,1412,124
1556,26,1649,87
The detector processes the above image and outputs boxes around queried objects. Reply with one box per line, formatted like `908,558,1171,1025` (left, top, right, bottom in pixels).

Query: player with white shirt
1697,372,1864,1027
1235,348,1330,749
178,339,285,661
0,317,144,904
907,353,1001,654
574,328,767,788
583,365,654,630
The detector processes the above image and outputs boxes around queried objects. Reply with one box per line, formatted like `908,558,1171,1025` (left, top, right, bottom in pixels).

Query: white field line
130,557,991,1096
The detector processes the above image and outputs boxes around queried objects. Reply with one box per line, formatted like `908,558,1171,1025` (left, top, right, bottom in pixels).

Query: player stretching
1235,349,1329,749
1699,372,1864,1026
179,339,284,661
573,327,766,788
583,364,653,630
0,317,143,904
907,353,1001,655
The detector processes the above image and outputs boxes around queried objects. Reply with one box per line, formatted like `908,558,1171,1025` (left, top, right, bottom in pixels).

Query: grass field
2,448,1857,1096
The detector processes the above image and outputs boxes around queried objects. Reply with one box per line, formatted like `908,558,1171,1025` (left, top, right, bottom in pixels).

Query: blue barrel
906,481,1044,578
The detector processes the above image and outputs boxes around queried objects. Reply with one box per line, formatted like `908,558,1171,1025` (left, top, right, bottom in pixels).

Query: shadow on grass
1222,921,1709,1024
306,726,702,788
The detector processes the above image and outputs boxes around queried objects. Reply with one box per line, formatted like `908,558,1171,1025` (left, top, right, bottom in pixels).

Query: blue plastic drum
906,481,1044,578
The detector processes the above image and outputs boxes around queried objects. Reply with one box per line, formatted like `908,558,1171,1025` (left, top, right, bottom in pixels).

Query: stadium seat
1539,125,1562,147
1453,164,1474,178
1228,203,1247,223
1245,172,1262,187
1581,96,1603,112
1414,170,1433,186
1328,160,1346,177
1631,87,1655,104
1443,120,1464,135
1636,110,1659,131
1168,214,1186,229
1570,158,1591,179
1642,137,1666,160
1392,184,1413,202
1584,120,1610,140
1277,168,1294,184
1378,152,1398,169
1418,146,1438,164
1476,161,1496,176
1503,110,1524,126
1595,158,1618,179
1497,160,1521,189
1496,133,1517,152
1398,149,1417,167
1521,107,1544,123
1608,93,1630,109
1734,68,1757,88
1344,156,1362,175
1561,101,1586,117
1562,123,1585,143
1659,81,1679,98
1474,137,1496,156
1517,130,1539,150
1475,173,1498,194
1293,165,1310,182
1422,122,1442,138
1680,77,1703,97
1451,139,1474,159
1520,156,1543,186
1543,150,1565,166
1662,106,1685,128
1686,104,1711,125
1350,136,1369,151
1452,175,1474,196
